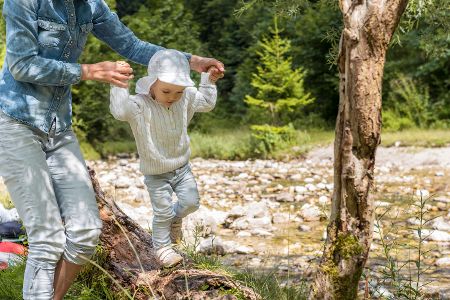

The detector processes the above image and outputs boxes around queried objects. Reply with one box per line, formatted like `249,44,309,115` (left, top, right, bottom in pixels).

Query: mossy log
89,167,260,300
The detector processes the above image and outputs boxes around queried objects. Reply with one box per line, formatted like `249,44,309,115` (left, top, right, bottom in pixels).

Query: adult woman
0,0,224,299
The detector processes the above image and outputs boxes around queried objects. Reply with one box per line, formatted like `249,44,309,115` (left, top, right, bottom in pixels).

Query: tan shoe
156,245,183,268
170,217,183,244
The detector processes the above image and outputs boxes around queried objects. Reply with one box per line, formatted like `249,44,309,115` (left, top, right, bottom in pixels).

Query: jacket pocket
77,22,94,49
37,19,68,48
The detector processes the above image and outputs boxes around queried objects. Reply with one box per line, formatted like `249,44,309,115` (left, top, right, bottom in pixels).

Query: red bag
0,241,26,270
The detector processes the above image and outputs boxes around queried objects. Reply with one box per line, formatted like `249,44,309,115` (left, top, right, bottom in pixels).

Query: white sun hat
135,49,195,95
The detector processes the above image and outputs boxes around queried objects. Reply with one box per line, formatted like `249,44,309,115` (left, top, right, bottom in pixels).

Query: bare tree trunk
310,0,408,299
89,168,260,300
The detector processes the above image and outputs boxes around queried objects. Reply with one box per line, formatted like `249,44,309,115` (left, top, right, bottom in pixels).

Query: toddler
110,49,219,267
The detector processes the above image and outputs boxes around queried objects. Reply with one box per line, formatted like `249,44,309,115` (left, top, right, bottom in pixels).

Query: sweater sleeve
110,85,142,121
187,72,217,113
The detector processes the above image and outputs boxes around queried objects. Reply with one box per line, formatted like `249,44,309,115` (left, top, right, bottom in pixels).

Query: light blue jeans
144,163,200,249
0,111,102,300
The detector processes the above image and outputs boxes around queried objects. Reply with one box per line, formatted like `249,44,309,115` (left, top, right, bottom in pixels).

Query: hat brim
158,73,195,87
135,76,157,94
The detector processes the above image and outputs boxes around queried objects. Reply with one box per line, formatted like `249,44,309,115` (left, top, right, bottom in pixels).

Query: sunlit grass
381,129,450,147
84,128,449,160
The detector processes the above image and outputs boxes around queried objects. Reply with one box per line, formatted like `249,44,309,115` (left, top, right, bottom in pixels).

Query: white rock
304,178,314,183
249,217,273,230
197,236,226,255
432,217,450,231
276,192,294,202
435,171,445,177
251,229,274,237
290,174,302,181
415,189,430,198
235,245,255,254
435,257,450,267
223,241,255,254
305,183,317,191
273,212,291,224
185,207,228,236
417,230,450,242
237,231,252,237
316,183,326,190
318,196,329,205
298,225,311,232
238,172,249,179
248,201,271,218
295,186,308,194
228,205,246,218
114,177,130,189
374,201,391,207
299,203,322,222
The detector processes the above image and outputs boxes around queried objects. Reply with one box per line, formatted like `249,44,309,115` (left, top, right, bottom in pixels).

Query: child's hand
207,66,223,83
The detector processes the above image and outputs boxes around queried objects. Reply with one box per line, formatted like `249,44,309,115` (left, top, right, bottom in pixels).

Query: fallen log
89,167,260,300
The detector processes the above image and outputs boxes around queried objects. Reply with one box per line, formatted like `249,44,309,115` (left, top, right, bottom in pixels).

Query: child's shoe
170,217,183,244
156,245,183,268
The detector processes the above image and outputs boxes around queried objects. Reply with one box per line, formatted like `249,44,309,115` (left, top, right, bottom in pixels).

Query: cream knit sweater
110,73,217,175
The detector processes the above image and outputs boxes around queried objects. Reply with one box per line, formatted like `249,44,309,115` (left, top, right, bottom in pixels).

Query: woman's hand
190,55,225,80
81,61,133,88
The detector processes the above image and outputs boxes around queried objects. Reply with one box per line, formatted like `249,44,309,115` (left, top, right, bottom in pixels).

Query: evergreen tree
72,0,203,148
245,17,314,126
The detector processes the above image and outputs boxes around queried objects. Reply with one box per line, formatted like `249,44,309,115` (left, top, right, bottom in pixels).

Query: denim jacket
0,0,190,134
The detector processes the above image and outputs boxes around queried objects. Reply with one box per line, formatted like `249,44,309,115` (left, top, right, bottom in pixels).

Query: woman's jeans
145,163,200,249
0,111,102,300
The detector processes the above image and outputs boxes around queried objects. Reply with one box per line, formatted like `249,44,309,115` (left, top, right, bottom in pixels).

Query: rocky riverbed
1,145,449,298
87,145,450,298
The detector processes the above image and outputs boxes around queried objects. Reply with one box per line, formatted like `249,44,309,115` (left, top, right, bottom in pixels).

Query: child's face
150,80,186,108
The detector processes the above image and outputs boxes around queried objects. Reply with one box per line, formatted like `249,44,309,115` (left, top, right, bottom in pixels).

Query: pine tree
245,16,314,126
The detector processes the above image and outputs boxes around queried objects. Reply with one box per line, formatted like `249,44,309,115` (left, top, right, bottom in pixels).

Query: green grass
0,260,25,300
82,128,450,161
191,127,334,160
381,129,450,147
0,251,308,300
185,251,309,300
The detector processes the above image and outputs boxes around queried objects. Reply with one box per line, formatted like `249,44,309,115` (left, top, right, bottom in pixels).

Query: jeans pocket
23,263,55,299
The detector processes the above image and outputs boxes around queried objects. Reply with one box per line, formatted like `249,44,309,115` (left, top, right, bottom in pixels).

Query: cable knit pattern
110,72,217,175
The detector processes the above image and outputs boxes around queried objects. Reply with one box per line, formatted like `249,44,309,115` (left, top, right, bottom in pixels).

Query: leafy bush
250,124,296,158
382,109,416,132
383,74,436,131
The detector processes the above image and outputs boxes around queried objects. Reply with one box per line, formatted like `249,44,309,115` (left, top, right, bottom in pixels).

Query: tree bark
88,168,260,300
310,0,408,299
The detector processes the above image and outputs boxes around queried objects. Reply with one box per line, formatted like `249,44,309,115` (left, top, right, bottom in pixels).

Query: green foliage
250,123,296,158
0,0,448,150
383,74,438,131
244,17,314,126
72,0,203,153
0,260,25,300
190,128,252,160
382,109,416,132
369,195,436,299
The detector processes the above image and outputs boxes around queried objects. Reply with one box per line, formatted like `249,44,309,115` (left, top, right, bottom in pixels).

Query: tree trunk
310,0,408,299
88,168,260,300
